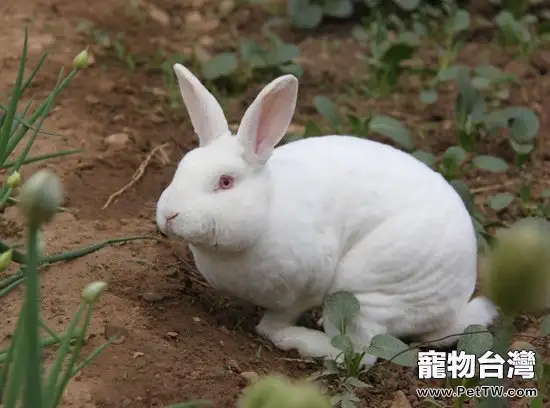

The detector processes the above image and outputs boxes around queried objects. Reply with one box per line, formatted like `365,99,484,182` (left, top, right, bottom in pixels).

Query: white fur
156,63,499,366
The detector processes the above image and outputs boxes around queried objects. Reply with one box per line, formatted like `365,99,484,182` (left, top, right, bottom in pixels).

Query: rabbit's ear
236,74,298,163
173,63,230,147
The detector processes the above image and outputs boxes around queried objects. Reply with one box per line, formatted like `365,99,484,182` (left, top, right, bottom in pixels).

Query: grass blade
43,303,85,407
1,149,83,169
44,236,157,263
0,27,28,162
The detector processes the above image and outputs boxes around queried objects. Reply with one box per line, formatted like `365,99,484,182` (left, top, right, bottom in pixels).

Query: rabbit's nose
164,212,179,221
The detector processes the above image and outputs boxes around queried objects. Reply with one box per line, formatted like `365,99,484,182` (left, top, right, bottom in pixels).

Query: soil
0,0,549,407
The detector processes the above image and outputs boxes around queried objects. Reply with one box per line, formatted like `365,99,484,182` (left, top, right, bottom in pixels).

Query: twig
470,180,517,194
102,143,170,209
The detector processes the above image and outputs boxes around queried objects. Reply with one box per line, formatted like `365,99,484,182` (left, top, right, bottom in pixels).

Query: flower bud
0,249,13,272
481,217,550,314
82,281,107,303
72,48,89,69
238,375,331,408
7,171,21,188
17,170,63,226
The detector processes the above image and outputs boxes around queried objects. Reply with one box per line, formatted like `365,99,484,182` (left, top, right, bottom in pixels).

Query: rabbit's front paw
257,321,340,360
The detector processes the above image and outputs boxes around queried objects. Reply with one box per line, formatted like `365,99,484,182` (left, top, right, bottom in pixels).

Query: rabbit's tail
421,296,499,348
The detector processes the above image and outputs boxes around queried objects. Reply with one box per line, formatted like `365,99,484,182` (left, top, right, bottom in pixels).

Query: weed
76,21,139,69
198,24,302,85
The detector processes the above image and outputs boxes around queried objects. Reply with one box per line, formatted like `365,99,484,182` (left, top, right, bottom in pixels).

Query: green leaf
437,64,468,82
393,0,421,11
508,108,539,144
347,114,363,135
266,43,300,66
322,0,354,18
364,334,418,367
541,314,550,336
488,193,515,212
302,120,322,138
443,146,467,170
279,62,303,78
456,67,478,116
419,89,438,104
324,291,360,334
368,115,414,150
474,65,516,83
380,43,416,66
472,76,491,90
472,155,509,172
450,179,474,213
331,334,354,353
448,9,470,37
313,96,342,130
411,150,436,166
201,53,238,80
239,40,267,69
457,324,493,358
289,0,323,29
509,139,535,156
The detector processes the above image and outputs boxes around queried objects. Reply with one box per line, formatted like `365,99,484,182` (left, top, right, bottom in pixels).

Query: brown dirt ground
0,0,549,407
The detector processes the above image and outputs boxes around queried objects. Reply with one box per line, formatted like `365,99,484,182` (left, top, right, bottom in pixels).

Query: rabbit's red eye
218,175,235,190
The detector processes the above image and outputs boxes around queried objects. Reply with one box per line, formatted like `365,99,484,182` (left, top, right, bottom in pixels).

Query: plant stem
23,224,42,408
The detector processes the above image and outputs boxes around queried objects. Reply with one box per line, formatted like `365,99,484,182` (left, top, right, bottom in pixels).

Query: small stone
133,352,144,358
390,390,412,408
240,371,259,383
104,133,129,148
185,11,203,26
227,359,241,372
211,367,226,378
151,87,167,97
85,95,100,105
219,326,230,335
104,324,129,344
199,36,214,47
166,331,178,338
192,316,201,323
148,5,170,26
141,291,165,302
219,0,235,16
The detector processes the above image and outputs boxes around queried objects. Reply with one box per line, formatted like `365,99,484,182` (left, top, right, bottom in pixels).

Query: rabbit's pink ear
173,63,230,147
237,74,298,163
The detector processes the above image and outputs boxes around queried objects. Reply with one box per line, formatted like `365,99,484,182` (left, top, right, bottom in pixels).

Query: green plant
494,10,550,57
355,20,419,96
306,95,414,151
288,0,355,29
76,21,139,69
0,168,114,408
197,24,302,85
309,218,550,408
0,29,159,406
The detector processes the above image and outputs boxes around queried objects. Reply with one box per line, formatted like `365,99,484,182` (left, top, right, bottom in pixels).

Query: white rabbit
156,63,498,366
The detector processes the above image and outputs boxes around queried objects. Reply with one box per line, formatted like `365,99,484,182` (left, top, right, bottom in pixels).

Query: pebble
104,133,129,149
390,390,412,408
240,371,259,384
227,359,241,372
141,291,165,302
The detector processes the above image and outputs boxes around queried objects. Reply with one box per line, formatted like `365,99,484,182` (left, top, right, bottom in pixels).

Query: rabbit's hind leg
256,309,341,360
